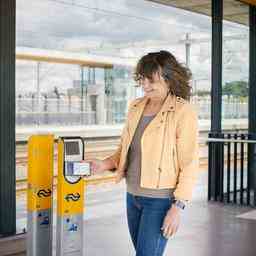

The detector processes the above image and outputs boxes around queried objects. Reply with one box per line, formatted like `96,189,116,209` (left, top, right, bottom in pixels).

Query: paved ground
16,171,256,256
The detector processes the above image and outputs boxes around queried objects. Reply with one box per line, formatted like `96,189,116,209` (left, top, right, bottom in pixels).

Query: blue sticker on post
68,223,78,232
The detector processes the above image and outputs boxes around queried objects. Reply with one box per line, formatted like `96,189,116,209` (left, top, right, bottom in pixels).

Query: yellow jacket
108,94,199,201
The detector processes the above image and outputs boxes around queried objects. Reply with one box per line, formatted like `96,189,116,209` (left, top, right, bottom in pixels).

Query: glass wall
17,0,251,126
16,0,215,127
222,0,249,124
16,60,134,126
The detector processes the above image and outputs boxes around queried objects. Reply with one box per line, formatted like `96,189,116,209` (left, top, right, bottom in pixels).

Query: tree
222,81,248,98
195,90,210,97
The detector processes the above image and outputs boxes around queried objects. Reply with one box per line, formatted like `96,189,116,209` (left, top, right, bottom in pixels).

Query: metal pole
0,0,16,236
208,0,223,201
211,0,223,133
80,66,84,124
37,62,41,126
249,5,256,134
85,68,89,123
248,4,256,205
185,33,191,68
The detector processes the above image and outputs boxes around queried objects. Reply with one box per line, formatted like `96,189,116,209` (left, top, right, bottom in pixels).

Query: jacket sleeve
173,103,200,201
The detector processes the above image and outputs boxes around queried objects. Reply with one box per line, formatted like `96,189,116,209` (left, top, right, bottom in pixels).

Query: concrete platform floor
15,171,256,256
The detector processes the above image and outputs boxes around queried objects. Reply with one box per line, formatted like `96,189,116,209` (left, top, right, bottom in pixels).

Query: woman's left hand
161,205,181,239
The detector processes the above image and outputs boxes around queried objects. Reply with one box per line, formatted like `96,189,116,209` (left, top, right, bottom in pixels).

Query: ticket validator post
27,134,54,256
56,137,90,256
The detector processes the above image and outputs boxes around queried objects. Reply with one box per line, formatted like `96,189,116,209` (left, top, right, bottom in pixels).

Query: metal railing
16,98,126,125
191,97,248,119
15,97,249,126
207,133,256,207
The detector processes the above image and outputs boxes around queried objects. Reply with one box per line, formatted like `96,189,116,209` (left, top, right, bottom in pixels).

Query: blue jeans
126,192,173,256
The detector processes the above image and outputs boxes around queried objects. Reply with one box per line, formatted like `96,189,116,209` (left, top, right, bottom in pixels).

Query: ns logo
65,193,81,202
37,189,52,198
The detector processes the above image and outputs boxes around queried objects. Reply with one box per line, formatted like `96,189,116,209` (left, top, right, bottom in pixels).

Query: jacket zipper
156,167,162,188
173,148,177,175
156,113,169,188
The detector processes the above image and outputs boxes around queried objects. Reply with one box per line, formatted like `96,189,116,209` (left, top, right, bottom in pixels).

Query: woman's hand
161,205,181,239
85,159,106,175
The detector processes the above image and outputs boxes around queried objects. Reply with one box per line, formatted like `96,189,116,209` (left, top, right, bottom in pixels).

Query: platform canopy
148,0,255,25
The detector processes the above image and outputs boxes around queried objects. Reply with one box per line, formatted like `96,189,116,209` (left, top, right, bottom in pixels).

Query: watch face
175,200,185,209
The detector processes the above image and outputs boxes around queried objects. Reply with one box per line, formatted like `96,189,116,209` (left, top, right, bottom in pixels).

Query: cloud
16,0,249,91
16,0,214,50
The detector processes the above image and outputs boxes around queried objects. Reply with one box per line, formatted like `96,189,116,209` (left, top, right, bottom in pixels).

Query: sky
16,0,249,93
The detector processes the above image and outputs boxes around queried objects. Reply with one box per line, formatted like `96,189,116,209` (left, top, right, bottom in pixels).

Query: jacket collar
131,93,176,113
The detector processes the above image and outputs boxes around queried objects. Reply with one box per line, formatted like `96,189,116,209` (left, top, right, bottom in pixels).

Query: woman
87,50,199,256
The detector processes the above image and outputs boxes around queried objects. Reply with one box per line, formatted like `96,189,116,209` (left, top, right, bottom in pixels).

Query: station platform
2,169,256,256
0,118,252,255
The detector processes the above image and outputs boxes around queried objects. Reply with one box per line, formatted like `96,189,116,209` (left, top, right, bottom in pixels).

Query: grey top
126,114,174,198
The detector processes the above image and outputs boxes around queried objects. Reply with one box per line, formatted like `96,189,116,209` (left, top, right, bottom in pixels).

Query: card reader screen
65,141,80,155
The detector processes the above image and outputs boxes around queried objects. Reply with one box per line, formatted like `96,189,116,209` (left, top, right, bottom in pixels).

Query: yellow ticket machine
27,134,54,256
56,137,90,256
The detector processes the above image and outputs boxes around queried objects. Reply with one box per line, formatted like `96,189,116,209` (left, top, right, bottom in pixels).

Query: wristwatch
173,199,186,210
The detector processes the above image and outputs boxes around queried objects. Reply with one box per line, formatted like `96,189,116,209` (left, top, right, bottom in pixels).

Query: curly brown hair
134,50,192,100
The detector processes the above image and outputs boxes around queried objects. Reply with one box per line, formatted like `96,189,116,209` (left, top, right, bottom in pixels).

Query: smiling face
134,52,171,101
134,51,192,101
138,71,170,100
